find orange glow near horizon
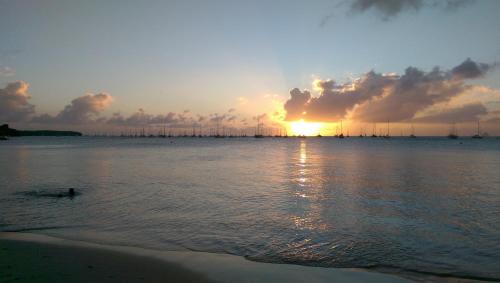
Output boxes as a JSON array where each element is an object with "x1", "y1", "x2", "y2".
[{"x1": 290, "y1": 120, "x2": 323, "y2": 136}]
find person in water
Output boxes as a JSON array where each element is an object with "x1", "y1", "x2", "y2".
[{"x1": 57, "y1": 188, "x2": 76, "y2": 198}]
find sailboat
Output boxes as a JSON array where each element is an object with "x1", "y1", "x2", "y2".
[
  {"x1": 409, "y1": 123, "x2": 416, "y2": 138},
  {"x1": 159, "y1": 126, "x2": 166, "y2": 138},
  {"x1": 191, "y1": 124, "x2": 197, "y2": 137},
  {"x1": 338, "y1": 120, "x2": 344, "y2": 138},
  {"x1": 215, "y1": 120, "x2": 224, "y2": 138},
  {"x1": 383, "y1": 120, "x2": 390, "y2": 138},
  {"x1": 472, "y1": 121, "x2": 483, "y2": 139},
  {"x1": 359, "y1": 126, "x2": 364, "y2": 138},
  {"x1": 254, "y1": 118, "x2": 264, "y2": 138},
  {"x1": 371, "y1": 123, "x2": 377, "y2": 138},
  {"x1": 447, "y1": 123, "x2": 458, "y2": 139}
]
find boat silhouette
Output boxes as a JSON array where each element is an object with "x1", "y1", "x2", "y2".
[
  {"x1": 254, "y1": 117, "x2": 264, "y2": 138},
  {"x1": 472, "y1": 121, "x2": 483, "y2": 139},
  {"x1": 371, "y1": 123, "x2": 377, "y2": 137},
  {"x1": 338, "y1": 120, "x2": 344, "y2": 138},
  {"x1": 383, "y1": 120, "x2": 391, "y2": 138},
  {"x1": 448, "y1": 123, "x2": 459, "y2": 139},
  {"x1": 409, "y1": 123, "x2": 416, "y2": 138}
]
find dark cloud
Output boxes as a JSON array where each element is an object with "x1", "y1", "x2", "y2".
[
  {"x1": 0, "y1": 81, "x2": 35, "y2": 122},
  {"x1": 451, "y1": 58, "x2": 492, "y2": 80},
  {"x1": 352, "y1": 66, "x2": 466, "y2": 122},
  {"x1": 412, "y1": 103, "x2": 487, "y2": 123},
  {"x1": 283, "y1": 58, "x2": 495, "y2": 123},
  {"x1": 284, "y1": 72, "x2": 395, "y2": 122},
  {"x1": 32, "y1": 92, "x2": 113, "y2": 124},
  {"x1": 349, "y1": 0, "x2": 473, "y2": 20},
  {"x1": 351, "y1": 0, "x2": 423, "y2": 19},
  {"x1": 284, "y1": 88, "x2": 311, "y2": 120}
]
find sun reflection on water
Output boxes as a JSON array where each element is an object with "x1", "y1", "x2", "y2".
[
  {"x1": 300, "y1": 140, "x2": 307, "y2": 164},
  {"x1": 289, "y1": 139, "x2": 330, "y2": 233},
  {"x1": 298, "y1": 140, "x2": 308, "y2": 189}
]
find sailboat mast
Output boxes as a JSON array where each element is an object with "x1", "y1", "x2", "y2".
[
  {"x1": 256, "y1": 117, "x2": 260, "y2": 135},
  {"x1": 387, "y1": 120, "x2": 390, "y2": 137}
]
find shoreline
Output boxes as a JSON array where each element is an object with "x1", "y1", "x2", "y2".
[{"x1": 0, "y1": 232, "x2": 412, "y2": 282}]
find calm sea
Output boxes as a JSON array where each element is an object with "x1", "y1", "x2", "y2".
[{"x1": 1, "y1": 137, "x2": 499, "y2": 281}]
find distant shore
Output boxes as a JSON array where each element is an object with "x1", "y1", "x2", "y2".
[
  {"x1": 0, "y1": 124, "x2": 82, "y2": 137},
  {"x1": 0, "y1": 232, "x2": 412, "y2": 283}
]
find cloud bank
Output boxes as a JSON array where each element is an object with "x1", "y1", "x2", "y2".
[
  {"x1": 0, "y1": 81, "x2": 35, "y2": 122},
  {"x1": 104, "y1": 107, "x2": 245, "y2": 131},
  {"x1": 107, "y1": 109, "x2": 186, "y2": 127},
  {"x1": 284, "y1": 58, "x2": 496, "y2": 123},
  {"x1": 32, "y1": 93, "x2": 114, "y2": 124},
  {"x1": 0, "y1": 81, "x2": 250, "y2": 130}
]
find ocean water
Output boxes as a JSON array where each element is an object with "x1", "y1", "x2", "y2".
[{"x1": 1, "y1": 137, "x2": 499, "y2": 281}]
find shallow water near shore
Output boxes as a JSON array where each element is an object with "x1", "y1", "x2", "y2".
[{"x1": 1, "y1": 136, "x2": 499, "y2": 281}]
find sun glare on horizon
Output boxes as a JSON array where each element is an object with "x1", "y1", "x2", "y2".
[{"x1": 290, "y1": 120, "x2": 322, "y2": 136}]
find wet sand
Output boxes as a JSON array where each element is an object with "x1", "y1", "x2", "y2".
[
  {"x1": 0, "y1": 236, "x2": 216, "y2": 282},
  {"x1": 0, "y1": 232, "x2": 412, "y2": 282}
]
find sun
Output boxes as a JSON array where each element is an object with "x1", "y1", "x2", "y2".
[{"x1": 290, "y1": 120, "x2": 322, "y2": 136}]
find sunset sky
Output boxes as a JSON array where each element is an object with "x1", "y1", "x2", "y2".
[{"x1": 1, "y1": 0, "x2": 500, "y2": 135}]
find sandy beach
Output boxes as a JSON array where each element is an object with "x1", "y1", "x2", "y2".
[
  {"x1": 0, "y1": 233, "x2": 216, "y2": 283},
  {"x1": 0, "y1": 232, "x2": 413, "y2": 283}
]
